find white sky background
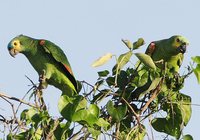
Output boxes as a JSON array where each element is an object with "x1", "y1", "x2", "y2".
[{"x1": 0, "y1": 0, "x2": 199, "y2": 139}]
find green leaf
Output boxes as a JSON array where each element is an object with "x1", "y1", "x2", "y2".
[
  {"x1": 92, "y1": 53, "x2": 113, "y2": 67},
  {"x1": 58, "y1": 95, "x2": 87, "y2": 121},
  {"x1": 106, "y1": 76, "x2": 115, "y2": 86},
  {"x1": 183, "y1": 134, "x2": 193, "y2": 140},
  {"x1": 121, "y1": 38, "x2": 145, "y2": 50},
  {"x1": 95, "y1": 118, "x2": 110, "y2": 130},
  {"x1": 117, "y1": 70, "x2": 128, "y2": 89},
  {"x1": 135, "y1": 53, "x2": 156, "y2": 70},
  {"x1": 176, "y1": 93, "x2": 192, "y2": 126},
  {"x1": 72, "y1": 109, "x2": 88, "y2": 122},
  {"x1": 11, "y1": 132, "x2": 28, "y2": 140},
  {"x1": 193, "y1": 64, "x2": 200, "y2": 84},
  {"x1": 98, "y1": 70, "x2": 109, "y2": 77},
  {"x1": 192, "y1": 56, "x2": 200, "y2": 64},
  {"x1": 106, "y1": 101, "x2": 127, "y2": 122},
  {"x1": 132, "y1": 38, "x2": 145, "y2": 50},
  {"x1": 54, "y1": 122, "x2": 71, "y2": 140},
  {"x1": 88, "y1": 127, "x2": 101, "y2": 138},
  {"x1": 138, "y1": 77, "x2": 161, "y2": 98},
  {"x1": 151, "y1": 117, "x2": 181, "y2": 139},
  {"x1": 72, "y1": 104, "x2": 100, "y2": 126},
  {"x1": 121, "y1": 39, "x2": 133, "y2": 50},
  {"x1": 113, "y1": 51, "x2": 133, "y2": 75},
  {"x1": 117, "y1": 51, "x2": 133, "y2": 69},
  {"x1": 152, "y1": 92, "x2": 192, "y2": 139},
  {"x1": 88, "y1": 104, "x2": 100, "y2": 117},
  {"x1": 119, "y1": 125, "x2": 146, "y2": 140}
]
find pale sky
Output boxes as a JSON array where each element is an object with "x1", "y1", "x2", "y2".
[{"x1": 0, "y1": 1, "x2": 199, "y2": 139}]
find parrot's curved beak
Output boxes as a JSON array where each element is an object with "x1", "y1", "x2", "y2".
[
  {"x1": 178, "y1": 45, "x2": 187, "y2": 54},
  {"x1": 8, "y1": 43, "x2": 18, "y2": 57},
  {"x1": 8, "y1": 48, "x2": 18, "y2": 57}
]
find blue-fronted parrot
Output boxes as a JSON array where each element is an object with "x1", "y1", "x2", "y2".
[
  {"x1": 145, "y1": 35, "x2": 189, "y2": 73},
  {"x1": 132, "y1": 35, "x2": 189, "y2": 99},
  {"x1": 7, "y1": 35, "x2": 77, "y2": 96}
]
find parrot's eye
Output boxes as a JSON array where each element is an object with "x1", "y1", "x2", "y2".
[
  {"x1": 14, "y1": 42, "x2": 17, "y2": 46},
  {"x1": 12, "y1": 40, "x2": 21, "y2": 47},
  {"x1": 176, "y1": 38, "x2": 180, "y2": 43}
]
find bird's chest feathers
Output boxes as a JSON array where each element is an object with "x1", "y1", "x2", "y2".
[{"x1": 26, "y1": 52, "x2": 66, "y2": 87}]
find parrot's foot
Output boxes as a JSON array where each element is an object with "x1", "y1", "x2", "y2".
[{"x1": 39, "y1": 70, "x2": 48, "y2": 89}]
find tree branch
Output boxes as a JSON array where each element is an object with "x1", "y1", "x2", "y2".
[{"x1": 0, "y1": 92, "x2": 36, "y2": 108}]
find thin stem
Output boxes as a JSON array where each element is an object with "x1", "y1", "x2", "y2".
[{"x1": 0, "y1": 92, "x2": 36, "y2": 108}]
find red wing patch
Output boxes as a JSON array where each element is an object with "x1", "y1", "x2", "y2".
[
  {"x1": 63, "y1": 64, "x2": 74, "y2": 75},
  {"x1": 39, "y1": 40, "x2": 46, "y2": 46},
  {"x1": 146, "y1": 42, "x2": 156, "y2": 56}
]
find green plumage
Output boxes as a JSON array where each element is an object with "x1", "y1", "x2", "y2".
[
  {"x1": 132, "y1": 35, "x2": 189, "y2": 99},
  {"x1": 8, "y1": 35, "x2": 77, "y2": 96},
  {"x1": 146, "y1": 35, "x2": 189, "y2": 72}
]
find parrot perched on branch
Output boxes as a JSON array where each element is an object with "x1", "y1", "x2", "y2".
[
  {"x1": 145, "y1": 35, "x2": 189, "y2": 73},
  {"x1": 132, "y1": 35, "x2": 189, "y2": 99},
  {"x1": 7, "y1": 35, "x2": 77, "y2": 96}
]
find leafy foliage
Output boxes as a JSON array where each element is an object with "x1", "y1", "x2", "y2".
[{"x1": 1, "y1": 38, "x2": 198, "y2": 140}]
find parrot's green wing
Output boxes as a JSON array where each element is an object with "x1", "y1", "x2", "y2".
[{"x1": 39, "y1": 40, "x2": 77, "y2": 91}]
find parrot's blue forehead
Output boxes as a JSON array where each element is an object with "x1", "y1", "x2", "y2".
[
  {"x1": 7, "y1": 42, "x2": 12, "y2": 50},
  {"x1": 7, "y1": 34, "x2": 23, "y2": 50}
]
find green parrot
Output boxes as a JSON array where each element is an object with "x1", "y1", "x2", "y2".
[
  {"x1": 8, "y1": 35, "x2": 77, "y2": 96},
  {"x1": 145, "y1": 35, "x2": 189, "y2": 73},
  {"x1": 132, "y1": 35, "x2": 189, "y2": 99}
]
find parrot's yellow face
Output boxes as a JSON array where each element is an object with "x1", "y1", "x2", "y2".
[
  {"x1": 171, "y1": 35, "x2": 189, "y2": 54},
  {"x1": 8, "y1": 35, "x2": 35, "y2": 57},
  {"x1": 8, "y1": 39, "x2": 22, "y2": 57}
]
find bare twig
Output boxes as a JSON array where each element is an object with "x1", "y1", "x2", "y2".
[
  {"x1": 141, "y1": 77, "x2": 164, "y2": 114},
  {"x1": 121, "y1": 97, "x2": 140, "y2": 123},
  {"x1": 0, "y1": 92, "x2": 36, "y2": 108},
  {"x1": 115, "y1": 122, "x2": 120, "y2": 140}
]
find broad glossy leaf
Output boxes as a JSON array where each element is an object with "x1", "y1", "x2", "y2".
[
  {"x1": 106, "y1": 101, "x2": 127, "y2": 122},
  {"x1": 152, "y1": 117, "x2": 181, "y2": 139},
  {"x1": 135, "y1": 53, "x2": 156, "y2": 70},
  {"x1": 72, "y1": 109, "x2": 88, "y2": 122},
  {"x1": 58, "y1": 95, "x2": 86, "y2": 121},
  {"x1": 152, "y1": 92, "x2": 192, "y2": 139},
  {"x1": 88, "y1": 104, "x2": 100, "y2": 117},
  {"x1": 72, "y1": 104, "x2": 100, "y2": 126},
  {"x1": 113, "y1": 51, "x2": 133, "y2": 74},
  {"x1": 117, "y1": 51, "x2": 133, "y2": 69}
]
